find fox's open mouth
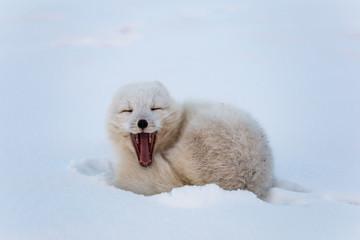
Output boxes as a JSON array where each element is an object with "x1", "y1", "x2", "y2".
[{"x1": 130, "y1": 132, "x2": 157, "y2": 167}]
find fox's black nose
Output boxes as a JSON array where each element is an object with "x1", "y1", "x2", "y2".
[{"x1": 137, "y1": 119, "x2": 148, "y2": 129}]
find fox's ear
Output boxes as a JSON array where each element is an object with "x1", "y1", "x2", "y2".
[{"x1": 153, "y1": 81, "x2": 165, "y2": 88}]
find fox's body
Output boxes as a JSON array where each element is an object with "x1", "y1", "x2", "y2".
[{"x1": 107, "y1": 82, "x2": 273, "y2": 199}]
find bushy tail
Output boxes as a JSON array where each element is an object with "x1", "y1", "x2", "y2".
[{"x1": 272, "y1": 178, "x2": 310, "y2": 193}]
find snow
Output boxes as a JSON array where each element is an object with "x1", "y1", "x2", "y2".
[{"x1": 1, "y1": 0, "x2": 360, "y2": 239}]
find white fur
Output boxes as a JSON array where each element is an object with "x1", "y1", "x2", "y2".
[{"x1": 107, "y1": 82, "x2": 273, "y2": 199}]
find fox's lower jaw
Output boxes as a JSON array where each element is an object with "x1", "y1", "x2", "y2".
[{"x1": 130, "y1": 132, "x2": 157, "y2": 167}]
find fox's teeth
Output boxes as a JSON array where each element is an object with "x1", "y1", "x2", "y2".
[
  {"x1": 136, "y1": 134, "x2": 139, "y2": 144},
  {"x1": 149, "y1": 136, "x2": 152, "y2": 143}
]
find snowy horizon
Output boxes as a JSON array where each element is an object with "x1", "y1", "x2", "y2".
[{"x1": 1, "y1": 0, "x2": 359, "y2": 239}]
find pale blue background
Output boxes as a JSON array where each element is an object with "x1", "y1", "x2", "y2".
[{"x1": 1, "y1": 1, "x2": 359, "y2": 239}]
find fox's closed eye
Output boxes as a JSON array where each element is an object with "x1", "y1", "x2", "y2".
[
  {"x1": 120, "y1": 109, "x2": 133, "y2": 113},
  {"x1": 151, "y1": 107, "x2": 162, "y2": 111}
]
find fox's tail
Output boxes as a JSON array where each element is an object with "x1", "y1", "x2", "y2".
[{"x1": 272, "y1": 178, "x2": 310, "y2": 193}]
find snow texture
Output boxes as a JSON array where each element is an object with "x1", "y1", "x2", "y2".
[{"x1": 1, "y1": 0, "x2": 359, "y2": 239}]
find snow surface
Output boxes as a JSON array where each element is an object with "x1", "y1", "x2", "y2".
[{"x1": 1, "y1": 0, "x2": 360, "y2": 239}]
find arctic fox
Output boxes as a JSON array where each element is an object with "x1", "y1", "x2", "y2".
[{"x1": 107, "y1": 81, "x2": 273, "y2": 199}]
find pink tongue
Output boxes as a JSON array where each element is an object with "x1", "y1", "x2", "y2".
[{"x1": 139, "y1": 133, "x2": 150, "y2": 165}]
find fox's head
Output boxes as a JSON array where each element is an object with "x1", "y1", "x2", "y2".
[{"x1": 107, "y1": 81, "x2": 182, "y2": 167}]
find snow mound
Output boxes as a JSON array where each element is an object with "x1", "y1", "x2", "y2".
[
  {"x1": 70, "y1": 157, "x2": 115, "y2": 183},
  {"x1": 72, "y1": 158, "x2": 320, "y2": 209},
  {"x1": 323, "y1": 193, "x2": 360, "y2": 207},
  {"x1": 151, "y1": 184, "x2": 258, "y2": 209}
]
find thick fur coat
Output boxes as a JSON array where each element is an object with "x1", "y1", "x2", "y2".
[{"x1": 107, "y1": 82, "x2": 273, "y2": 199}]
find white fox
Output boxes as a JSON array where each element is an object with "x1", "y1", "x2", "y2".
[{"x1": 107, "y1": 81, "x2": 273, "y2": 199}]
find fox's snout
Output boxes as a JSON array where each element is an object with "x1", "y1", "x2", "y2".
[
  {"x1": 128, "y1": 114, "x2": 158, "y2": 134},
  {"x1": 137, "y1": 119, "x2": 148, "y2": 129}
]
